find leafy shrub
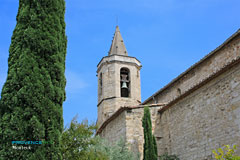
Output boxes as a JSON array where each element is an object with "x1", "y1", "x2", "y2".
[
  {"x1": 212, "y1": 145, "x2": 240, "y2": 160},
  {"x1": 61, "y1": 116, "x2": 139, "y2": 160},
  {"x1": 90, "y1": 137, "x2": 139, "y2": 160},
  {"x1": 61, "y1": 116, "x2": 98, "y2": 160},
  {"x1": 159, "y1": 153, "x2": 180, "y2": 160}
]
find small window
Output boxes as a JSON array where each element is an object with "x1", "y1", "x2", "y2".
[
  {"x1": 177, "y1": 88, "x2": 181, "y2": 95},
  {"x1": 120, "y1": 68, "x2": 130, "y2": 97},
  {"x1": 99, "y1": 73, "x2": 103, "y2": 95}
]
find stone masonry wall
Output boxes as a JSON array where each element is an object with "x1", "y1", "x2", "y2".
[
  {"x1": 99, "y1": 106, "x2": 161, "y2": 160},
  {"x1": 97, "y1": 55, "x2": 141, "y2": 126},
  {"x1": 99, "y1": 110, "x2": 127, "y2": 144},
  {"x1": 97, "y1": 97, "x2": 141, "y2": 126},
  {"x1": 154, "y1": 61, "x2": 240, "y2": 160},
  {"x1": 125, "y1": 106, "x2": 161, "y2": 160}
]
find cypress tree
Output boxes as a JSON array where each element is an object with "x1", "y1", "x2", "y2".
[
  {"x1": 142, "y1": 106, "x2": 158, "y2": 160},
  {"x1": 153, "y1": 135, "x2": 158, "y2": 158},
  {"x1": 0, "y1": 0, "x2": 67, "y2": 159}
]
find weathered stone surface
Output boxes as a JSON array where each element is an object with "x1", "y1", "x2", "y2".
[
  {"x1": 99, "y1": 110, "x2": 127, "y2": 143},
  {"x1": 154, "y1": 61, "x2": 240, "y2": 159},
  {"x1": 125, "y1": 106, "x2": 161, "y2": 160},
  {"x1": 99, "y1": 106, "x2": 161, "y2": 160},
  {"x1": 97, "y1": 55, "x2": 141, "y2": 126}
]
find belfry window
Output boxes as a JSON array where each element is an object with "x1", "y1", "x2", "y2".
[
  {"x1": 120, "y1": 68, "x2": 130, "y2": 97},
  {"x1": 99, "y1": 73, "x2": 103, "y2": 95}
]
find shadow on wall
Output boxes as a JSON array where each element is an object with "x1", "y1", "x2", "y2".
[{"x1": 153, "y1": 111, "x2": 171, "y2": 157}]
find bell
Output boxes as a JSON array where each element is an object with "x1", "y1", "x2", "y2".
[{"x1": 121, "y1": 82, "x2": 128, "y2": 89}]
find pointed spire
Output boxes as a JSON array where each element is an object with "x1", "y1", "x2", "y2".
[{"x1": 108, "y1": 26, "x2": 128, "y2": 56}]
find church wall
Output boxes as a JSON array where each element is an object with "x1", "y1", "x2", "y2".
[
  {"x1": 97, "y1": 63, "x2": 117, "y2": 126},
  {"x1": 145, "y1": 34, "x2": 240, "y2": 106},
  {"x1": 98, "y1": 63, "x2": 117, "y2": 102},
  {"x1": 98, "y1": 105, "x2": 161, "y2": 160},
  {"x1": 98, "y1": 97, "x2": 141, "y2": 126},
  {"x1": 125, "y1": 106, "x2": 161, "y2": 160},
  {"x1": 154, "y1": 61, "x2": 240, "y2": 160},
  {"x1": 99, "y1": 110, "x2": 127, "y2": 144},
  {"x1": 97, "y1": 98, "x2": 117, "y2": 126}
]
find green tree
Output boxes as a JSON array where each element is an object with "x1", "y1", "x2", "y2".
[
  {"x1": 60, "y1": 116, "x2": 137, "y2": 160},
  {"x1": 0, "y1": 0, "x2": 67, "y2": 159},
  {"x1": 142, "y1": 106, "x2": 158, "y2": 160},
  {"x1": 60, "y1": 116, "x2": 103, "y2": 160},
  {"x1": 153, "y1": 135, "x2": 158, "y2": 157},
  {"x1": 93, "y1": 138, "x2": 139, "y2": 160}
]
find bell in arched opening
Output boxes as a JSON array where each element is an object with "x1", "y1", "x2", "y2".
[{"x1": 120, "y1": 68, "x2": 130, "y2": 97}]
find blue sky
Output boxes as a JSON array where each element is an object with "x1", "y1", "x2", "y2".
[{"x1": 0, "y1": 0, "x2": 240, "y2": 126}]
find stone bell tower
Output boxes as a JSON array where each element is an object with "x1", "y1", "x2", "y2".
[{"x1": 97, "y1": 26, "x2": 142, "y2": 126}]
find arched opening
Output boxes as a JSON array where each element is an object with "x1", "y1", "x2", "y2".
[{"x1": 120, "y1": 68, "x2": 130, "y2": 97}]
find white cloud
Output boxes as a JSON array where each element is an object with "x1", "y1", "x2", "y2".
[{"x1": 65, "y1": 70, "x2": 88, "y2": 94}]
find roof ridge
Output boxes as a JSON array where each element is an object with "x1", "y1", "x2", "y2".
[{"x1": 143, "y1": 28, "x2": 240, "y2": 104}]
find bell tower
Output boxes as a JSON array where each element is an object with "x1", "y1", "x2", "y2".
[{"x1": 97, "y1": 26, "x2": 142, "y2": 126}]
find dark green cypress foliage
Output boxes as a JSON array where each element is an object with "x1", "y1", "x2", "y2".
[
  {"x1": 0, "y1": 0, "x2": 67, "y2": 159},
  {"x1": 142, "y1": 106, "x2": 158, "y2": 160},
  {"x1": 153, "y1": 135, "x2": 158, "y2": 158}
]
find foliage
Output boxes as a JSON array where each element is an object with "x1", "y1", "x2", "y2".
[
  {"x1": 0, "y1": 0, "x2": 67, "y2": 159},
  {"x1": 159, "y1": 153, "x2": 180, "y2": 160},
  {"x1": 142, "y1": 106, "x2": 158, "y2": 160},
  {"x1": 212, "y1": 145, "x2": 240, "y2": 160},
  {"x1": 90, "y1": 137, "x2": 139, "y2": 160},
  {"x1": 61, "y1": 116, "x2": 99, "y2": 160},
  {"x1": 153, "y1": 135, "x2": 158, "y2": 157},
  {"x1": 61, "y1": 116, "x2": 138, "y2": 160}
]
